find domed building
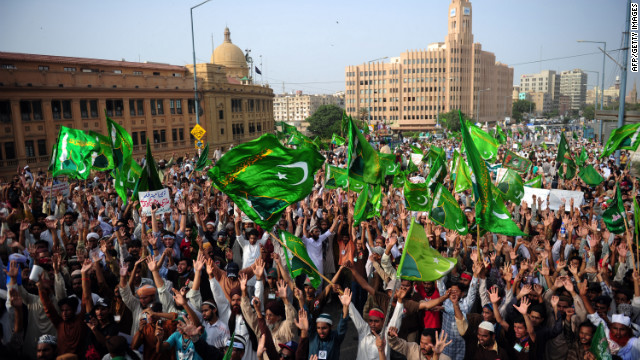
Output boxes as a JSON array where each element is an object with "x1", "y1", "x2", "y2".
[{"x1": 212, "y1": 27, "x2": 249, "y2": 82}]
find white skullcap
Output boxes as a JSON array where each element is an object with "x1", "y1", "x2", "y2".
[
  {"x1": 87, "y1": 232, "x2": 100, "y2": 241},
  {"x1": 478, "y1": 321, "x2": 495, "y2": 333},
  {"x1": 611, "y1": 314, "x2": 631, "y2": 327}
]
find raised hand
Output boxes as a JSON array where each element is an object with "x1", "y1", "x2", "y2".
[
  {"x1": 513, "y1": 296, "x2": 531, "y2": 315},
  {"x1": 276, "y1": 279, "x2": 288, "y2": 299},
  {"x1": 3, "y1": 260, "x2": 19, "y2": 279},
  {"x1": 193, "y1": 252, "x2": 205, "y2": 272},
  {"x1": 146, "y1": 255, "x2": 158, "y2": 272},
  {"x1": 254, "y1": 258, "x2": 265, "y2": 278},
  {"x1": 374, "y1": 330, "x2": 386, "y2": 351},
  {"x1": 239, "y1": 273, "x2": 248, "y2": 293},
  {"x1": 205, "y1": 259, "x2": 216, "y2": 278},
  {"x1": 171, "y1": 287, "x2": 187, "y2": 307},
  {"x1": 388, "y1": 326, "x2": 399, "y2": 338},
  {"x1": 295, "y1": 308, "x2": 309, "y2": 332},
  {"x1": 340, "y1": 287, "x2": 352, "y2": 307},
  {"x1": 488, "y1": 286, "x2": 501, "y2": 304},
  {"x1": 563, "y1": 278, "x2": 575, "y2": 293},
  {"x1": 434, "y1": 331, "x2": 453, "y2": 355},
  {"x1": 81, "y1": 258, "x2": 93, "y2": 274},
  {"x1": 119, "y1": 263, "x2": 128, "y2": 277},
  {"x1": 550, "y1": 295, "x2": 559, "y2": 309}
]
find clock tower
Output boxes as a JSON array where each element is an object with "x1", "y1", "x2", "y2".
[{"x1": 445, "y1": 0, "x2": 473, "y2": 45}]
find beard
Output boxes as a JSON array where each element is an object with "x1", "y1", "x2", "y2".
[
  {"x1": 267, "y1": 322, "x2": 276, "y2": 331},
  {"x1": 231, "y1": 305, "x2": 242, "y2": 315}
]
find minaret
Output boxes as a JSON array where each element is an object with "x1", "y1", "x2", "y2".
[{"x1": 445, "y1": 0, "x2": 474, "y2": 45}]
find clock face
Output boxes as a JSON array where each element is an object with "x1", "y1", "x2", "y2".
[
  {"x1": 450, "y1": 8, "x2": 456, "y2": 17},
  {"x1": 463, "y1": 7, "x2": 470, "y2": 15}
]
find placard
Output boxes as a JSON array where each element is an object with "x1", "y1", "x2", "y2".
[
  {"x1": 521, "y1": 186, "x2": 583, "y2": 211},
  {"x1": 139, "y1": 188, "x2": 171, "y2": 216},
  {"x1": 42, "y1": 182, "x2": 70, "y2": 199}
]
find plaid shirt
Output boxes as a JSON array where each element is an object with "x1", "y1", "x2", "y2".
[{"x1": 437, "y1": 277, "x2": 478, "y2": 360}]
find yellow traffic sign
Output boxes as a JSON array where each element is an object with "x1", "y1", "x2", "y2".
[
  {"x1": 195, "y1": 140, "x2": 204, "y2": 150},
  {"x1": 191, "y1": 124, "x2": 206, "y2": 140}
]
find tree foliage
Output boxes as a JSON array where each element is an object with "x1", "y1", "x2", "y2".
[
  {"x1": 582, "y1": 104, "x2": 595, "y2": 120},
  {"x1": 306, "y1": 105, "x2": 344, "y2": 139},
  {"x1": 438, "y1": 110, "x2": 472, "y2": 132},
  {"x1": 512, "y1": 100, "x2": 535, "y2": 123}
]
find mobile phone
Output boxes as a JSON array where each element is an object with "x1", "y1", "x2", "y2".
[{"x1": 157, "y1": 319, "x2": 163, "y2": 326}]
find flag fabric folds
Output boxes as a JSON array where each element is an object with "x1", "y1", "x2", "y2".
[
  {"x1": 502, "y1": 149, "x2": 532, "y2": 174},
  {"x1": 397, "y1": 219, "x2": 457, "y2": 282},
  {"x1": 494, "y1": 124, "x2": 507, "y2": 144},
  {"x1": 352, "y1": 184, "x2": 372, "y2": 226},
  {"x1": 208, "y1": 133, "x2": 324, "y2": 229},
  {"x1": 51, "y1": 126, "x2": 100, "y2": 180},
  {"x1": 602, "y1": 184, "x2": 626, "y2": 234},
  {"x1": 589, "y1": 323, "x2": 613, "y2": 360},
  {"x1": 346, "y1": 114, "x2": 384, "y2": 185},
  {"x1": 466, "y1": 121, "x2": 499, "y2": 161},
  {"x1": 454, "y1": 156, "x2": 473, "y2": 193},
  {"x1": 379, "y1": 152, "x2": 399, "y2": 176},
  {"x1": 578, "y1": 165, "x2": 604, "y2": 186},
  {"x1": 107, "y1": 115, "x2": 134, "y2": 201},
  {"x1": 87, "y1": 131, "x2": 115, "y2": 171},
  {"x1": 495, "y1": 168, "x2": 525, "y2": 204},
  {"x1": 194, "y1": 143, "x2": 211, "y2": 172},
  {"x1": 393, "y1": 171, "x2": 407, "y2": 188},
  {"x1": 556, "y1": 133, "x2": 576, "y2": 179},
  {"x1": 404, "y1": 181, "x2": 430, "y2": 211},
  {"x1": 278, "y1": 121, "x2": 298, "y2": 135},
  {"x1": 428, "y1": 184, "x2": 468, "y2": 235},
  {"x1": 576, "y1": 148, "x2": 588, "y2": 167},
  {"x1": 278, "y1": 230, "x2": 322, "y2": 290},
  {"x1": 324, "y1": 165, "x2": 348, "y2": 189},
  {"x1": 133, "y1": 139, "x2": 163, "y2": 200},
  {"x1": 426, "y1": 155, "x2": 447, "y2": 192},
  {"x1": 601, "y1": 123, "x2": 640, "y2": 158},
  {"x1": 525, "y1": 175, "x2": 543, "y2": 188},
  {"x1": 331, "y1": 133, "x2": 345, "y2": 146},
  {"x1": 348, "y1": 176, "x2": 367, "y2": 193}
]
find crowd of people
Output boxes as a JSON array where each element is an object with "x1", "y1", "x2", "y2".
[{"x1": 0, "y1": 126, "x2": 639, "y2": 360}]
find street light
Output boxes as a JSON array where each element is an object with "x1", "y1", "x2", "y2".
[
  {"x1": 191, "y1": 0, "x2": 212, "y2": 126},
  {"x1": 577, "y1": 40, "x2": 606, "y2": 143},
  {"x1": 366, "y1": 56, "x2": 388, "y2": 127},
  {"x1": 476, "y1": 88, "x2": 490, "y2": 124}
]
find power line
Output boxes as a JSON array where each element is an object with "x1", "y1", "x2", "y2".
[{"x1": 510, "y1": 49, "x2": 622, "y2": 66}]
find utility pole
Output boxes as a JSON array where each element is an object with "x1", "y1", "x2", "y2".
[{"x1": 615, "y1": 0, "x2": 631, "y2": 165}]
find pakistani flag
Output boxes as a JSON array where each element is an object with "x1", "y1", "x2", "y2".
[
  {"x1": 460, "y1": 112, "x2": 524, "y2": 236},
  {"x1": 393, "y1": 171, "x2": 407, "y2": 188},
  {"x1": 346, "y1": 114, "x2": 384, "y2": 185},
  {"x1": 426, "y1": 155, "x2": 447, "y2": 192},
  {"x1": 578, "y1": 165, "x2": 604, "y2": 186},
  {"x1": 502, "y1": 149, "x2": 532, "y2": 174},
  {"x1": 429, "y1": 184, "x2": 468, "y2": 235},
  {"x1": 495, "y1": 168, "x2": 525, "y2": 204},
  {"x1": 353, "y1": 184, "x2": 373, "y2": 226},
  {"x1": 380, "y1": 152, "x2": 399, "y2": 176},
  {"x1": 589, "y1": 323, "x2": 612, "y2": 360},
  {"x1": 454, "y1": 156, "x2": 473, "y2": 193},
  {"x1": 279, "y1": 230, "x2": 322, "y2": 289},
  {"x1": 48, "y1": 143, "x2": 58, "y2": 173},
  {"x1": 348, "y1": 176, "x2": 367, "y2": 193},
  {"x1": 449, "y1": 150, "x2": 460, "y2": 176},
  {"x1": 556, "y1": 133, "x2": 576, "y2": 179},
  {"x1": 87, "y1": 131, "x2": 115, "y2": 171},
  {"x1": 397, "y1": 219, "x2": 457, "y2": 281},
  {"x1": 409, "y1": 145, "x2": 423, "y2": 155},
  {"x1": 222, "y1": 331, "x2": 235, "y2": 360},
  {"x1": 51, "y1": 126, "x2": 100, "y2": 180},
  {"x1": 404, "y1": 181, "x2": 430, "y2": 211},
  {"x1": 107, "y1": 115, "x2": 134, "y2": 201},
  {"x1": 602, "y1": 184, "x2": 626, "y2": 234},
  {"x1": 525, "y1": 175, "x2": 543, "y2": 188},
  {"x1": 133, "y1": 139, "x2": 163, "y2": 200},
  {"x1": 324, "y1": 165, "x2": 348, "y2": 189},
  {"x1": 467, "y1": 121, "x2": 499, "y2": 161},
  {"x1": 601, "y1": 123, "x2": 640, "y2": 158},
  {"x1": 541, "y1": 142, "x2": 548, "y2": 150},
  {"x1": 425, "y1": 146, "x2": 445, "y2": 167},
  {"x1": 194, "y1": 143, "x2": 211, "y2": 172},
  {"x1": 576, "y1": 148, "x2": 588, "y2": 167},
  {"x1": 279, "y1": 121, "x2": 298, "y2": 135},
  {"x1": 331, "y1": 133, "x2": 345, "y2": 146},
  {"x1": 288, "y1": 131, "x2": 317, "y2": 149},
  {"x1": 495, "y1": 124, "x2": 507, "y2": 144},
  {"x1": 208, "y1": 133, "x2": 325, "y2": 229}
]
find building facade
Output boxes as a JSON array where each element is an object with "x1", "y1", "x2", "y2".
[
  {"x1": 0, "y1": 30, "x2": 274, "y2": 181},
  {"x1": 345, "y1": 0, "x2": 513, "y2": 131},
  {"x1": 519, "y1": 70, "x2": 559, "y2": 113},
  {"x1": 273, "y1": 91, "x2": 345, "y2": 134},
  {"x1": 559, "y1": 69, "x2": 587, "y2": 111}
]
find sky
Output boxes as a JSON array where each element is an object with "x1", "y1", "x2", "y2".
[{"x1": 1, "y1": 0, "x2": 637, "y2": 96}]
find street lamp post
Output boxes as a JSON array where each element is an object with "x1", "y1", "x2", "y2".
[
  {"x1": 476, "y1": 88, "x2": 490, "y2": 124},
  {"x1": 366, "y1": 57, "x2": 388, "y2": 127},
  {"x1": 583, "y1": 70, "x2": 599, "y2": 138},
  {"x1": 577, "y1": 40, "x2": 606, "y2": 143},
  {"x1": 191, "y1": 0, "x2": 212, "y2": 126}
]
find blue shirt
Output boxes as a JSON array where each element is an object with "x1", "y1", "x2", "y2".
[
  {"x1": 308, "y1": 314, "x2": 349, "y2": 360},
  {"x1": 166, "y1": 331, "x2": 203, "y2": 360}
]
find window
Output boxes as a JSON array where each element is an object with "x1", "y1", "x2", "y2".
[
  {"x1": 0, "y1": 101, "x2": 10, "y2": 123},
  {"x1": 4, "y1": 142, "x2": 15, "y2": 159},
  {"x1": 172, "y1": 129, "x2": 177, "y2": 141},
  {"x1": 133, "y1": 71, "x2": 143, "y2": 75},
  {"x1": 231, "y1": 99, "x2": 242, "y2": 113},
  {"x1": 37, "y1": 139, "x2": 47, "y2": 156},
  {"x1": 188, "y1": 100, "x2": 195, "y2": 114},
  {"x1": 175, "y1": 99, "x2": 182, "y2": 114},
  {"x1": 64, "y1": 67, "x2": 76, "y2": 72},
  {"x1": 62, "y1": 100, "x2": 72, "y2": 119},
  {"x1": 140, "y1": 131, "x2": 146, "y2": 145},
  {"x1": 178, "y1": 128, "x2": 184, "y2": 141},
  {"x1": 156, "y1": 99, "x2": 164, "y2": 115},
  {"x1": 106, "y1": 99, "x2": 123, "y2": 117},
  {"x1": 129, "y1": 100, "x2": 136, "y2": 116},
  {"x1": 20, "y1": 101, "x2": 31, "y2": 121},
  {"x1": 219, "y1": 110, "x2": 224, "y2": 120},
  {"x1": 25, "y1": 140, "x2": 35, "y2": 157},
  {"x1": 132, "y1": 132, "x2": 139, "y2": 146},
  {"x1": 80, "y1": 100, "x2": 89, "y2": 118},
  {"x1": 170, "y1": 100, "x2": 175, "y2": 114},
  {"x1": 153, "y1": 72, "x2": 160, "y2": 76},
  {"x1": 137, "y1": 99, "x2": 144, "y2": 115},
  {"x1": 113, "y1": 70, "x2": 122, "y2": 74},
  {"x1": 38, "y1": 65, "x2": 49, "y2": 71},
  {"x1": 153, "y1": 130, "x2": 160, "y2": 143},
  {"x1": 248, "y1": 99, "x2": 255, "y2": 112},
  {"x1": 150, "y1": 100, "x2": 156, "y2": 115},
  {"x1": 90, "y1": 100, "x2": 98, "y2": 118},
  {"x1": 51, "y1": 100, "x2": 61, "y2": 119},
  {"x1": 160, "y1": 130, "x2": 166, "y2": 143}
]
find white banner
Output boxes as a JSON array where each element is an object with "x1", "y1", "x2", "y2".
[
  {"x1": 521, "y1": 186, "x2": 583, "y2": 211},
  {"x1": 139, "y1": 188, "x2": 172, "y2": 216},
  {"x1": 42, "y1": 182, "x2": 70, "y2": 199},
  {"x1": 411, "y1": 153, "x2": 423, "y2": 166}
]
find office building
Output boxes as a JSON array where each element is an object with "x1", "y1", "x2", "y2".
[
  {"x1": 559, "y1": 69, "x2": 587, "y2": 111},
  {"x1": 273, "y1": 91, "x2": 344, "y2": 134},
  {"x1": 344, "y1": 0, "x2": 513, "y2": 131}
]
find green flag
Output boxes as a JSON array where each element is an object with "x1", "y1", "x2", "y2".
[
  {"x1": 525, "y1": 175, "x2": 543, "y2": 188},
  {"x1": 407, "y1": 159, "x2": 419, "y2": 174},
  {"x1": 573, "y1": 132, "x2": 579, "y2": 140},
  {"x1": 602, "y1": 184, "x2": 626, "y2": 234},
  {"x1": 541, "y1": 142, "x2": 548, "y2": 150},
  {"x1": 578, "y1": 165, "x2": 604, "y2": 186},
  {"x1": 346, "y1": 114, "x2": 384, "y2": 184},
  {"x1": 369, "y1": 184, "x2": 383, "y2": 217},
  {"x1": 222, "y1": 331, "x2": 235, "y2": 360},
  {"x1": 466, "y1": 121, "x2": 499, "y2": 161},
  {"x1": 404, "y1": 181, "x2": 430, "y2": 211},
  {"x1": 507, "y1": 129, "x2": 513, "y2": 138},
  {"x1": 48, "y1": 142, "x2": 58, "y2": 173},
  {"x1": 194, "y1": 143, "x2": 211, "y2": 172},
  {"x1": 107, "y1": 115, "x2": 134, "y2": 201},
  {"x1": 426, "y1": 155, "x2": 447, "y2": 192},
  {"x1": 576, "y1": 148, "x2": 589, "y2": 167},
  {"x1": 393, "y1": 171, "x2": 407, "y2": 188},
  {"x1": 601, "y1": 123, "x2": 640, "y2": 158},
  {"x1": 409, "y1": 145, "x2": 423, "y2": 155},
  {"x1": 87, "y1": 131, "x2": 115, "y2": 171},
  {"x1": 428, "y1": 184, "x2": 468, "y2": 235},
  {"x1": 331, "y1": 133, "x2": 345, "y2": 146},
  {"x1": 51, "y1": 126, "x2": 100, "y2": 180},
  {"x1": 425, "y1": 146, "x2": 445, "y2": 167},
  {"x1": 324, "y1": 165, "x2": 348, "y2": 190},
  {"x1": 279, "y1": 230, "x2": 322, "y2": 289},
  {"x1": 449, "y1": 150, "x2": 460, "y2": 176},
  {"x1": 495, "y1": 124, "x2": 507, "y2": 144},
  {"x1": 397, "y1": 219, "x2": 457, "y2": 281},
  {"x1": 288, "y1": 131, "x2": 318, "y2": 149},
  {"x1": 133, "y1": 139, "x2": 163, "y2": 200},
  {"x1": 502, "y1": 149, "x2": 532, "y2": 174},
  {"x1": 460, "y1": 112, "x2": 524, "y2": 236},
  {"x1": 495, "y1": 169, "x2": 525, "y2": 204},
  {"x1": 589, "y1": 323, "x2": 612, "y2": 360},
  {"x1": 348, "y1": 176, "x2": 366, "y2": 193},
  {"x1": 454, "y1": 156, "x2": 473, "y2": 193},
  {"x1": 208, "y1": 133, "x2": 325, "y2": 229},
  {"x1": 379, "y1": 152, "x2": 399, "y2": 176},
  {"x1": 353, "y1": 184, "x2": 373, "y2": 226},
  {"x1": 556, "y1": 133, "x2": 576, "y2": 179},
  {"x1": 279, "y1": 121, "x2": 298, "y2": 135}
]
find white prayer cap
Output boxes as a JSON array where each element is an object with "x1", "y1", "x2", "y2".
[
  {"x1": 611, "y1": 314, "x2": 631, "y2": 327},
  {"x1": 478, "y1": 321, "x2": 495, "y2": 333},
  {"x1": 87, "y1": 232, "x2": 100, "y2": 241}
]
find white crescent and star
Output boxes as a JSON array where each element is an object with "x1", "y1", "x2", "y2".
[
  {"x1": 388, "y1": 163, "x2": 398, "y2": 173},
  {"x1": 492, "y1": 210, "x2": 510, "y2": 220},
  {"x1": 353, "y1": 183, "x2": 364, "y2": 190},
  {"x1": 417, "y1": 195, "x2": 429, "y2": 206},
  {"x1": 276, "y1": 161, "x2": 308, "y2": 185}
]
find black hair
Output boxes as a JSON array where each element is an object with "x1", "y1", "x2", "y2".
[
  {"x1": 179, "y1": 257, "x2": 193, "y2": 267},
  {"x1": 529, "y1": 303, "x2": 547, "y2": 319},
  {"x1": 421, "y1": 328, "x2": 436, "y2": 343},
  {"x1": 578, "y1": 320, "x2": 596, "y2": 333},
  {"x1": 150, "y1": 302, "x2": 163, "y2": 313}
]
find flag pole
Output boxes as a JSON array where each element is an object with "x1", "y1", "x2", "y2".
[
  {"x1": 268, "y1": 231, "x2": 337, "y2": 288},
  {"x1": 619, "y1": 183, "x2": 637, "y2": 272},
  {"x1": 382, "y1": 274, "x2": 400, "y2": 331}
]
